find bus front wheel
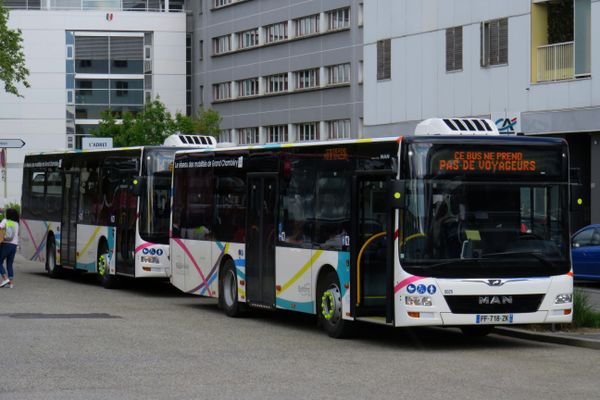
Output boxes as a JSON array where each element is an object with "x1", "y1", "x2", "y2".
[
  {"x1": 97, "y1": 244, "x2": 117, "y2": 289},
  {"x1": 219, "y1": 259, "x2": 245, "y2": 317},
  {"x1": 317, "y1": 271, "x2": 352, "y2": 338}
]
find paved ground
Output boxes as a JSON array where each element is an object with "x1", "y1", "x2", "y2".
[{"x1": 1, "y1": 256, "x2": 599, "y2": 400}]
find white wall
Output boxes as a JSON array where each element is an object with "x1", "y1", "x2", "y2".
[
  {"x1": 0, "y1": 10, "x2": 186, "y2": 205},
  {"x1": 364, "y1": 0, "x2": 599, "y2": 133}
]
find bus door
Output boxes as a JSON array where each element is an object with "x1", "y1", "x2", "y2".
[
  {"x1": 353, "y1": 173, "x2": 394, "y2": 320},
  {"x1": 60, "y1": 171, "x2": 80, "y2": 267},
  {"x1": 245, "y1": 173, "x2": 277, "y2": 308}
]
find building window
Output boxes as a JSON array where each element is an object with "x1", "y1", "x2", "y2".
[
  {"x1": 377, "y1": 39, "x2": 391, "y2": 80},
  {"x1": 295, "y1": 68, "x2": 320, "y2": 89},
  {"x1": 213, "y1": 81, "x2": 231, "y2": 101},
  {"x1": 238, "y1": 28, "x2": 259, "y2": 49},
  {"x1": 199, "y1": 85, "x2": 204, "y2": 106},
  {"x1": 265, "y1": 22, "x2": 288, "y2": 44},
  {"x1": 327, "y1": 119, "x2": 351, "y2": 140},
  {"x1": 327, "y1": 8, "x2": 350, "y2": 31},
  {"x1": 358, "y1": 60, "x2": 364, "y2": 84},
  {"x1": 294, "y1": 14, "x2": 320, "y2": 37},
  {"x1": 213, "y1": 34, "x2": 231, "y2": 55},
  {"x1": 446, "y1": 26, "x2": 463, "y2": 72},
  {"x1": 199, "y1": 40, "x2": 204, "y2": 60},
  {"x1": 358, "y1": 3, "x2": 364, "y2": 27},
  {"x1": 267, "y1": 125, "x2": 288, "y2": 143},
  {"x1": 297, "y1": 122, "x2": 320, "y2": 142},
  {"x1": 265, "y1": 73, "x2": 288, "y2": 94},
  {"x1": 327, "y1": 63, "x2": 350, "y2": 85},
  {"x1": 481, "y1": 18, "x2": 508, "y2": 67},
  {"x1": 214, "y1": 0, "x2": 232, "y2": 7},
  {"x1": 238, "y1": 127, "x2": 259, "y2": 145},
  {"x1": 238, "y1": 78, "x2": 259, "y2": 97},
  {"x1": 220, "y1": 129, "x2": 232, "y2": 143}
]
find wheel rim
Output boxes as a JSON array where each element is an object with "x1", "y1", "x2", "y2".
[
  {"x1": 223, "y1": 269, "x2": 237, "y2": 307},
  {"x1": 98, "y1": 254, "x2": 107, "y2": 277},
  {"x1": 321, "y1": 284, "x2": 342, "y2": 325}
]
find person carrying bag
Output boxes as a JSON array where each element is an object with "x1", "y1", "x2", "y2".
[{"x1": 0, "y1": 208, "x2": 20, "y2": 288}]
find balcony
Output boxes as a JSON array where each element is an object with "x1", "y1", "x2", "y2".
[{"x1": 537, "y1": 41, "x2": 574, "y2": 82}]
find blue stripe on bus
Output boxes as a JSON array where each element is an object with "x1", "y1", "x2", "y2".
[
  {"x1": 76, "y1": 262, "x2": 96, "y2": 273},
  {"x1": 337, "y1": 252, "x2": 351, "y2": 297},
  {"x1": 234, "y1": 259, "x2": 245, "y2": 267},
  {"x1": 276, "y1": 298, "x2": 314, "y2": 314}
]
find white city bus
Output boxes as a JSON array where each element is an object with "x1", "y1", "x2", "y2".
[
  {"x1": 170, "y1": 119, "x2": 573, "y2": 337},
  {"x1": 20, "y1": 135, "x2": 215, "y2": 288}
]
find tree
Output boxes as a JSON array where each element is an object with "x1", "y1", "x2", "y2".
[
  {"x1": 0, "y1": 0, "x2": 30, "y2": 97},
  {"x1": 194, "y1": 107, "x2": 222, "y2": 137},
  {"x1": 93, "y1": 98, "x2": 195, "y2": 147}
]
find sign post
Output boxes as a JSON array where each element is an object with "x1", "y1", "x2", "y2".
[{"x1": 0, "y1": 139, "x2": 26, "y2": 204}]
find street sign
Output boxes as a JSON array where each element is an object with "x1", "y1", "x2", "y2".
[
  {"x1": 0, "y1": 139, "x2": 25, "y2": 148},
  {"x1": 82, "y1": 137, "x2": 113, "y2": 150}
]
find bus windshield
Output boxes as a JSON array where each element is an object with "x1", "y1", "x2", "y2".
[
  {"x1": 140, "y1": 148, "x2": 176, "y2": 244},
  {"x1": 400, "y1": 142, "x2": 570, "y2": 278}
]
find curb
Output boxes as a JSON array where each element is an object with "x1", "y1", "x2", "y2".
[{"x1": 494, "y1": 327, "x2": 600, "y2": 350}]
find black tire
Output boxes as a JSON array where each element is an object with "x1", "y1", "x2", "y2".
[
  {"x1": 46, "y1": 239, "x2": 62, "y2": 278},
  {"x1": 219, "y1": 259, "x2": 245, "y2": 317},
  {"x1": 317, "y1": 270, "x2": 353, "y2": 338},
  {"x1": 460, "y1": 325, "x2": 494, "y2": 337},
  {"x1": 97, "y1": 243, "x2": 117, "y2": 289}
]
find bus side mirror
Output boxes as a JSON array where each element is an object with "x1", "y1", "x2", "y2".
[
  {"x1": 389, "y1": 179, "x2": 406, "y2": 209},
  {"x1": 132, "y1": 176, "x2": 146, "y2": 197}
]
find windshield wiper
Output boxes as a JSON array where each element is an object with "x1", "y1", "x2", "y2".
[
  {"x1": 481, "y1": 251, "x2": 555, "y2": 268},
  {"x1": 420, "y1": 258, "x2": 482, "y2": 270}
]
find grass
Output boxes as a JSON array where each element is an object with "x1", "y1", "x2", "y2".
[{"x1": 570, "y1": 289, "x2": 600, "y2": 329}]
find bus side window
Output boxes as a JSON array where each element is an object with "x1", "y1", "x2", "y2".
[
  {"x1": 315, "y1": 174, "x2": 351, "y2": 250},
  {"x1": 279, "y1": 155, "x2": 315, "y2": 246}
]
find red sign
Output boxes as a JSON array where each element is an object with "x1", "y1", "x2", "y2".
[{"x1": 438, "y1": 151, "x2": 536, "y2": 173}]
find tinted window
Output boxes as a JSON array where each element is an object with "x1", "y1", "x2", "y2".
[{"x1": 573, "y1": 228, "x2": 596, "y2": 248}]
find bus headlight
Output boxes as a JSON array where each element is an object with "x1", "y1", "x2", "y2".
[
  {"x1": 555, "y1": 293, "x2": 572, "y2": 304},
  {"x1": 140, "y1": 255, "x2": 160, "y2": 264},
  {"x1": 405, "y1": 296, "x2": 432, "y2": 307}
]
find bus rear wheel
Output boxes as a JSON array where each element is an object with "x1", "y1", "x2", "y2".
[
  {"x1": 317, "y1": 271, "x2": 352, "y2": 338},
  {"x1": 46, "y1": 240, "x2": 62, "y2": 278},
  {"x1": 219, "y1": 259, "x2": 245, "y2": 317},
  {"x1": 97, "y1": 244, "x2": 117, "y2": 289}
]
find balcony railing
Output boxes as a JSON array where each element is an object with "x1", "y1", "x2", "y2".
[{"x1": 537, "y1": 41, "x2": 574, "y2": 82}]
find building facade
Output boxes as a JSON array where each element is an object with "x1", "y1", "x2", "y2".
[
  {"x1": 190, "y1": 0, "x2": 364, "y2": 145},
  {"x1": 364, "y1": 0, "x2": 599, "y2": 230},
  {"x1": 1, "y1": 1, "x2": 187, "y2": 204}
]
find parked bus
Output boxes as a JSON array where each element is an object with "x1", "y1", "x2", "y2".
[
  {"x1": 170, "y1": 119, "x2": 572, "y2": 337},
  {"x1": 20, "y1": 135, "x2": 215, "y2": 288}
]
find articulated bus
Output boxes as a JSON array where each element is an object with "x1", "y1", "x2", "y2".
[
  {"x1": 20, "y1": 135, "x2": 215, "y2": 288},
  {"x1": 170, "y1": 119, "x2": 572, "y2": 337}
]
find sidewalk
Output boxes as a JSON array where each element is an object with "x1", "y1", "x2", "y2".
[
  {"x1": 495, "y1": 283, "x2": 600, "y2": 349},
  {"x1": 494, "y1": 327, "x2": 600, "y2": 350}
]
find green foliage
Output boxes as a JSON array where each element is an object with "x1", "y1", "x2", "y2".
[
  {"x1": 92, "y1": 99, "x2": 196, "y2": 147},
  {"x1": 571, "y1": 289, "x2": 600, "y2": 329},
  {"x1": 0, "y1": 202, "x2": 20, "y2": 220},
  {"x1": 194, "y1": 107, "x2": 222, "y2": 137},
  {"x1": 0, "y1": 0, "x2": 30, "y2": 97}
]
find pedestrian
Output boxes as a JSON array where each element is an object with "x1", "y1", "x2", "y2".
[{"x1": 0, "y1": 208, "x2": 20, "y2": 288}]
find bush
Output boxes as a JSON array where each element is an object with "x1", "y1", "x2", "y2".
[{"x1": 571, "y1": 289, "x2": 600, "y2": 329}]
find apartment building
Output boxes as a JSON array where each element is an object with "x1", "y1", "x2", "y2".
[
  {"x1": 190, "y1": 0, "x2": 364, "y2": 145},
  {"x1": 364, "y1": 0, "x2": 598, "y2": 230},
  {"x1": 1, "y1": 0, "x2": 187, "y2": 203}
]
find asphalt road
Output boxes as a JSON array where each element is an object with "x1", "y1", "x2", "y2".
[{"x1": 1, "y1": 256, "x2": 598, "y2": 400}]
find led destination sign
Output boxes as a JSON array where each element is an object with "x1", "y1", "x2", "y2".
[
  {"x1": 438, "y1": 151, "x2": 536, "y2": 173},
  {"x1": 428, "y1": 146, "x2": 563, "y2": 177}
]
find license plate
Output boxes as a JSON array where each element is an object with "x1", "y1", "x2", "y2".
[{"x1": 475, "y1": 314, "x2": 513, "y2": 324}]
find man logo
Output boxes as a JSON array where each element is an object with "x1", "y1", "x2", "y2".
[
  {"x1": 487, "y1": 279, "x2": 503, "y2": 286},
  {"x1": 479, "y1": 296, "x2": 513, "y2": 305}
]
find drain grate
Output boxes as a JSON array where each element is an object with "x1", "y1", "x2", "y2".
[{"x1": 1, "y1": 313, "x2": 121, "y2": 319}]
